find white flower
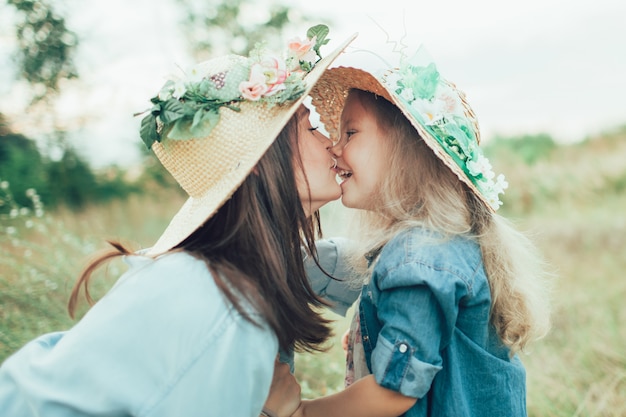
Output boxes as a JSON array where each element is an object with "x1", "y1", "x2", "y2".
[
  {"x1": 172, "y1": 80, "x2": 187, "y2": 99},
  {"x1": 1, "y1": 181, "x2": 9, "y2": 190},
  {"x1": 410, "y1": 97, "x2": 446, "y2": 124},
  {"x1": 158, "y1": 88, "x2": 172, "y2": 101},
  {"x1": 381, "y1": 70, "x2": 401, "y2": 89},
  {"x1": 187, "y1": 64, "x2": 207, "y2": 83},
  {"x1": 399, "y1": 87, "x2": 414, "y2": 102},
  {"x1": 493, "y1": 174, "x2": 508, "y2": 194},
  {"x1": 486, "y1": 194, "x2": 503, "y2": 210},
  {"x1": 466, "y1": 154, "x2": 494, "y2": 180}
]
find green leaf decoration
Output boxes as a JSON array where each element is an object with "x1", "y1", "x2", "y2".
[
  {"x1": 307, "y1": 24, "x2": 330, "y2": 59},
  {"x1": 136, "y1": 26, "x2": 332, "y2": 147},
  {"x1": 159, "y1": 99, "x2": 186, "y2": 124},
  {"x1": 139, "y1": 114, "x2": 159, "y2": 149},
  {"x1": 402, "y1": 63, "x2": 439, "y2": 100},
  {"x1": 167, "y1": 119, "x2": 194, "y2": 141},
  {"x1": 190, "y1": 109, "x2": 220, "y2": 138}
]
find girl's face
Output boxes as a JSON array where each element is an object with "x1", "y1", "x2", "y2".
[
  {"x1": 295, "y1": 106, "x2": 342, "y2": 215},
  {"x1": 331, "y1": 93, "x2": 387, "y2": 210}
]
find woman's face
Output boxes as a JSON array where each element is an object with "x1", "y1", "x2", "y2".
[
  {"x1": 295, "y1": 106, "x2": 342, "y2": 216},
  {"x1": 330, "y1": 92, "x2": 387, "y2": 210}
]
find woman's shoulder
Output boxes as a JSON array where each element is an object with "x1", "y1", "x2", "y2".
[{"x1": 108, "y1": 251, "x2": 233, "y2": 321}]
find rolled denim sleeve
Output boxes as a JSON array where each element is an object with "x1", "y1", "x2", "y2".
[
  {"x1": 305, "y1": 238, "x2": 361, "y2": 316},
  {"x1": 370, "y1": 261, "x2": 467, "y2": 399}
]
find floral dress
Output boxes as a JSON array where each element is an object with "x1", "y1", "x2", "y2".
[{"x1": 344, "y1": 301, "x2": 370, "y2": 387}]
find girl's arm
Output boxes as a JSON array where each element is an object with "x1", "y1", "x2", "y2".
[{"x1": 292, "y1": 375, "x2": 416, "y2": 417}]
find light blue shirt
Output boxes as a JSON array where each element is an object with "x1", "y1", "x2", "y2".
[{"x1": 0, "y1": 239, "x2": 360, "y2": 417}]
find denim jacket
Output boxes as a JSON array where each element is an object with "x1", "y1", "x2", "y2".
[{"x1": 359, "y1": 227, "x2": 527, "y2": 417}]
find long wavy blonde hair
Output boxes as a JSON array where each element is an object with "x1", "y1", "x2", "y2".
[{"x1": 345, "y1": 89, "x2": 551, "y2": 353}]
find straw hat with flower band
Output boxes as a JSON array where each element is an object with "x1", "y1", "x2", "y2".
[
  {"x1": 310, "y1": 47, "x2": 508, "y2": 212},
  {"x1": 136, "y1": 25, "x2": 357, "y2": 256}
]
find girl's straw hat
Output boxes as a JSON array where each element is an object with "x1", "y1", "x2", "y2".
[
  {"x1": 139, "y1": 27, "x2": 356, "y2": 256},
  {"x1": 310, "y1": 47, "x2": 508, "y2": 212}
]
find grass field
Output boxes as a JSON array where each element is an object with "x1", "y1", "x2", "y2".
[{"x1": 1, "y1": 130, "x2": 625, "y2": 416}]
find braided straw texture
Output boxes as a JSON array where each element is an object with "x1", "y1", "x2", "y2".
[
  {"x1": 310, "y1": 66, "x2": 494, "y2": 212},
  {"x1": 147, "y1": 34, "x2": 357, "y2": 255}
]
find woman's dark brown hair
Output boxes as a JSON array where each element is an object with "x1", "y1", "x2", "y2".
[{"x1": 69, "y1": 111, "x2": 332, "y2": 353}]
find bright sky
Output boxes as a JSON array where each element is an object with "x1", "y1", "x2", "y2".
[{"x1": 1, "y1": 0, "x2": 624, "y2": 167}]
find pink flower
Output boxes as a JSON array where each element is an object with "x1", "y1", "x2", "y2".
[
  {"x1": 239, "y1": 70, "x2": 268, "y2": 101},
  {"x1": 255, "y1": 57, "x2": 288, "y2": 96},
  {"x1": 287, "y1": 36, "x2": 317, "y2": 70},
  {"x1": 287, "y1": 36, "x2": 316, "y2": 59}
]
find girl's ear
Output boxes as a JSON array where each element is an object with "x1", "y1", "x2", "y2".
[{"x1": 252, "y1": 166, "x2": 259, "y2": 176}]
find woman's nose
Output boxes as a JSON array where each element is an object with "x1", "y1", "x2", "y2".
[{"x1": 329, "y1": 138, "x2": 343, "y2": 157}]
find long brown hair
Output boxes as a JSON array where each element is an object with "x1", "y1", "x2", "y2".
[{"x1": 69, "y1": 111, "x2": 333, "y2": 353}]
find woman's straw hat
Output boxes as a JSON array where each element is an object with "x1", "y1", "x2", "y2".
[
  {"x1": 310, "y1": 47, "x2": 508, "y2": 212},
  {"x1": 141, "y1": 28, "x2": 356, "y2": 256}
]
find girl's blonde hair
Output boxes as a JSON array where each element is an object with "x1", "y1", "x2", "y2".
[{"x1": 346, "y1": 89, "x2": 551, "y2": 353}]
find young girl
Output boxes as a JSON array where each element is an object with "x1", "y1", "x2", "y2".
[
  {"x1": 294, "y1": 49, "x2": 552, "y2": 416},
  {"x1": 0, "y1": 27, "x2": 357, "y2": 417}
]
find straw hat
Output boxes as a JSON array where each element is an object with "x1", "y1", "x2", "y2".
[
  {"x1": 310, "y1": 47, "x2": 508, "y2": 212},
  {"x1": 140, "y1": 27, "x2": 357, "y2": 256}
]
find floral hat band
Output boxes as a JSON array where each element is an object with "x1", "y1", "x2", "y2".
[
  {"x1": 137, "y1": 25, "x2": 333, "y2": 149},
  {"x1": 312, "y1": 46, "x2": 508, "y2": 211}
]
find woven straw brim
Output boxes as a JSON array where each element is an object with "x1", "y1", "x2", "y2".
[
  {"x1": 146, "y1": 34, "x2": 357, "y2": 256},
  {"x1": 311, "y1": 66, "x2": 494, "y2": 213}
]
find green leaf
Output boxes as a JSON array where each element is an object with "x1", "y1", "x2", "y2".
[
  {"x1": 159, "y1": 99, "x2": 185, "y2": 124},
  {"x1": 167, "y1": 119, "x2": 195, "y2": 141},
  {"x1": 307, "y1": 24, "x2": 330, "y2": 58},
  {"x1": 307, "y1": 24, "x2": 329, "y2": 45},
  {"x1": 190, "y1": 109, "x2": 220, "y2": 138},
  {"x1": 139, "y1": 114, "x2": 159, "y2": 149}
]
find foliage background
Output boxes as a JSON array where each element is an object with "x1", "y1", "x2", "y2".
[{"x1": 1, "y1": 1, "x2": 625, "y2": 416}]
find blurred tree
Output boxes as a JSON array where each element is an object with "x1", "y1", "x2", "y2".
[
  {"x1": 6, "y1": 0, "x2": 79, "y2": 104},
  {"x1": 175, "y1": 0, "x2": 328, "y2": 59},
  {"x1": 0, "y1": 113, "x2": 48, "y2": 211},
  {"x1": 0, "y1": 113, "x2": 141, "y2": 210}
]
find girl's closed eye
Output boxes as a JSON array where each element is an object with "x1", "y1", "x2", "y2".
[
  {"x1": 308, "y1": 126, "x2": 319, "y2": 132},
  {"x1": 345, "y1": 130, "x2": 356, "y2": 142}
]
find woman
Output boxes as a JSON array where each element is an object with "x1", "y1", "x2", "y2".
[{"x1": 0, "y1": 27, "x2": 356, "y2": 417}]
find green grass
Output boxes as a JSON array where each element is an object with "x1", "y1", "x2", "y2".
[{"x1": 2, "y1": 130, "x2": 626, "y2": 415}]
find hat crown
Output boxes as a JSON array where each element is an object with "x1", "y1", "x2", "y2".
[{"x1": 152, "y1": 100, "x2": 285, "y2": 198}]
